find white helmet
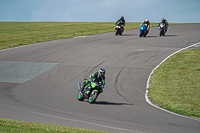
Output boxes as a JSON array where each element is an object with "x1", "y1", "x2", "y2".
[{"x1": 98, "y1": 68, "x2": 106, "y2": 76}]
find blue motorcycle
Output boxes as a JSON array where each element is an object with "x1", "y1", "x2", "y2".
[{"x1": 139, "y1": 24, "x2": 148, "y2": 37}]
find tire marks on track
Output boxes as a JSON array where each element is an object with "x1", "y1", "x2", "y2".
[
  {"x1": 87, "y1": 59, "x2": 109, "y2": 73},
  {"x1": 114, "y1": 67, "x2": 132, "y2": 103}
]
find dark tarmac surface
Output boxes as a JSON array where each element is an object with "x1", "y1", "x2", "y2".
[{"x1": 0, "y1": 24, "x2": 200, "y2": 133}]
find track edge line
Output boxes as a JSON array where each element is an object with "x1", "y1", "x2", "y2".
[{"x1": 145, "y1": 42, "x2": 200, "y2": 121}]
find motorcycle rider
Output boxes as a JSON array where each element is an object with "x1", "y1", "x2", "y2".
[
  {"x1": 81, "y1": 68, "x2": 106, "y2": 97},
  {"x1": 160, "y1": 18, "x2": 169, "y2": 32},
  {"x1": 141, "y1": 19, "x2": 150, "y2": 34},
  {"x1": 115, "y1": 16, "x2": 125, "y2": 32}
]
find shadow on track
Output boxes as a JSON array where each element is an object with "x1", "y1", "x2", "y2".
[
  {"x1": 164, "y1": 34, "x2": 178, "y2": 37},
  {"x1": 141, "y1": 35, "x2": 178, "y2": 38},
  {"x1": 144, "y1": 36, "x2": 159, "y2": 38},
  {"x1": 119, "y1": 34, "x2": 137, "y2": 36},
  {"x1": 94, "y1": 101, "x2": 134, "y2": 105}
]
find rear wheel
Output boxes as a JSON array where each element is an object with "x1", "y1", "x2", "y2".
[
  {"x1": 120, "y1": 29, "x2": 122, "y2": 35},
  {"x1": 88, "y1": 90, "x2": 99, "y2": 104},
  {"x1": 144, "y1": 30, "x2": 148, "y2": 37},
  {"x1": 77, "y1": 92, "x2": 84, "y2": 101}
]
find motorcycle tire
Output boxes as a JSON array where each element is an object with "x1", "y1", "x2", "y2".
[
  {"x1": 88, "y1": 90, "x2": 99, "y2": 104},
  {"x1": 115, "y1": 30, "x2": 119, "y2": 36},
  {"x1": 139, "y1": 32, "x2": 143, "y2": 37},
  {"x1": 160, "y1": 30, "x2": 162, "y2": 37},
  {"x1": 77, "y1": 91, "x2": 84, "y2": 101}
]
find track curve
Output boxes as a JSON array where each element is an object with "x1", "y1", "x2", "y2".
[{"x1": 0, "y1": 24, "x2": 200, "y2": 133}]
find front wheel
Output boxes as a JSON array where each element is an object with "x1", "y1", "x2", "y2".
[
  {"x1": 115, "y1": 30, "x2": 118, "y2": 36},
  {"x1": 139, "y1": 32, "x2": 143, "y2": 37},
  {"x1": 88, "y1": 90, "x2": 99, "y2": 104},
  {"x1": 160, "y1": 30, "x2": 163, "y2": 36},
  {"x1": 77, "y1": 92, "x2": 84, "y2": 101}
]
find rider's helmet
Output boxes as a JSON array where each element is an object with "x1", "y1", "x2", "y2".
[
  {"x1": 121, "y1": 16, "x2": 124, "y2": 19},
  {"x1": 98, "y1": 68, "x2": 106, "y2": 76},
  {"x1": 145, "y1": 19, "x2": 149, "y2": 23},
  {"x1": 162, "y1": 18, "x2": 165, "y2": 22}
]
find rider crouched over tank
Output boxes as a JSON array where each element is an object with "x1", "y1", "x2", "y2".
[
  {"x1": 81, "y1": 68, "x2": 106, "y2": 97},
  {"x1": 115, "y1": 16, "x2": 125, "y2": 32},
  {"x1": 141, "y1": 19, "x2": 150, "y2": 34},
  {"x1": 160, "y1": 18, "x2": 169, "y2": 32}
]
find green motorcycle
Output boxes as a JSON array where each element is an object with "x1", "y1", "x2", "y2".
[{"x1": 77, "y1": 78, "x2": 104, "y2": 104}]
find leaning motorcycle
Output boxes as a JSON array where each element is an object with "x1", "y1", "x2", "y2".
[
  {"x1": 77, "y1": 78, "x2": 104, "y2": 104},
  {"x1": 159, "y1": 22, "x2": 166, "y2": 36},
  {"x1": 139, "y1": 24, "x2": 148, "y2": 37},
  {"x1": 115, "y1": 21, "x2": 124, "y2": 36}
]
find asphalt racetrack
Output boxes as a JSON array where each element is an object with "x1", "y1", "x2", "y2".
[{"x1": 0, "y1": 24, "x2": 200, "y2": 133}]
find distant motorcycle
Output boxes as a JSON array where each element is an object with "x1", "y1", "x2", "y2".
[
  {"x1": 159, "y1": 22, "x2": 166, "y2": 36},
  {"x1": 139, "y1": 24, "x2": 148, "y2": 37},
  {"x1": 115, "y1": 21, "x2": 124, "y2": 36},
  {"x1": 77, "y1": 78, "x2": 104, "y2": 104}
]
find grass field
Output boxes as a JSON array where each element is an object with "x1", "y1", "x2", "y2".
[
  {"x1": 0, "y1": 118, "x2": 108, "y2": 133},
  {"x1": 148, "y1": 48, "x2": 200, "y2": 118}
]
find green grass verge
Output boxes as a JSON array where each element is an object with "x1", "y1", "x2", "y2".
[
  {"x1": 148, "y1": 48, "x2": 200, "y2": 118},
  {"x1": 0, "y1": 22, "x2": 181, "y2": 50},
  {"x1": 0, "y1": 118, "x2": 109, "y2": 133}
]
